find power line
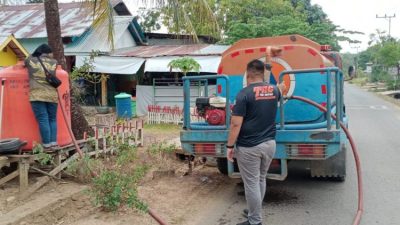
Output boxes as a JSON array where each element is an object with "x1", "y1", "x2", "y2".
[{"x1": 376, "y1": 14, "x2": 396, "y2": 38}]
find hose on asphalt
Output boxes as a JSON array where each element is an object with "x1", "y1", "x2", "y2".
[
  {"x1": 288, "y1": 95, "x2": 363, "y2": 225},
  {"x1": 57, "y1": 92, "x2": 169, "y2": 225}
]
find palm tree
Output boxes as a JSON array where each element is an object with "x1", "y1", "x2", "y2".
[
  {"x1": 43, "y1": 0, "x2": 66, "y2": 69},
  {"x1": 44, "y1": 0, "x2": 92, "y2": 139}
]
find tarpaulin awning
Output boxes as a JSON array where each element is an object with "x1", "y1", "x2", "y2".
[
  {"x1": 144, "y1": 56, "x2": 221, "y2": 73},
  {"x1": 75, "y1": 56, "x2": 145, "y2": 75}
]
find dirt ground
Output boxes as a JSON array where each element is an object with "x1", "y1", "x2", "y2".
[
  {"x1": 0, "y1": 160, "x2": 232, "y2": 225},
  {"x1": 0, "y1": 124, "x2": 234, "y2": 225}
]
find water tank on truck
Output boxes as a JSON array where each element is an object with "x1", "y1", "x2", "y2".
[
  {"x1": 217, "y1": 35, "x2": 338, "y2": 125},
  {"x1": 0, "y1": 61, "x2": 72, "y2": 150}
]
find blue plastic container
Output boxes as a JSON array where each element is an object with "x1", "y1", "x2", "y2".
[{"x1": 115, "y1": 93, "x2": 132, "y2": 118}]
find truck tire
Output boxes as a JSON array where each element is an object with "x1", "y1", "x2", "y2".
[
  {"x1": 310, "y1": 144, "x2": 346, "y2": 182},
  {"x1": 217, "y1": 158, "x2": 228, "y2": 175},
  {"x1": 1, "y1": 162, "x2": 18, "y2": 175},
  {"x1": 216, "y1": 158, "x2": 240, "y2": 175},
  {"x1": 0, "y1": 138, "x2": 23, "y2": 154},
  {"x1": 175, "y1": 153, "x2": 187, "y2": 161}
]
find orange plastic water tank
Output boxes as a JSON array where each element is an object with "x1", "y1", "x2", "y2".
[{"x1": 0, "y1": 61, "x2": 72, "y2": 150}]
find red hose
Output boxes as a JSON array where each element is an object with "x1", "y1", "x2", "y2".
[
  {"x1": 57, "y1": 92, "x2": 169, "y2": 225},
  {"x1": 149, "y1": 208, "x2": 169, "y2": 225},
  {"x1": 290, "y1": 96, "x2": 363, "y2": 225},
  {"x1": 57, "y1": 93, "x2": 84, "y2": 158}
]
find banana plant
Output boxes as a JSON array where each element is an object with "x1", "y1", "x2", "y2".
[{"x1": 168, "y1": 57, "x2": 201, "y2": 76}]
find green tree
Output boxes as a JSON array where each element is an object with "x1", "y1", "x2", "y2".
[
  {"x1": 159, "y1": 0, "x2": 360, "y2": 49},
  {"x1": 160, "y1": 0, "x2": 220, "y2": 39},
  {"x1": 138, "y1": 8, "x2": 161, "y2": 32},
  {"x1": 290, "y1": 0, "x2": 327, "y2": 24},
  {"x1": 377, "y1": 41, "x2": 400, "y2": 68},
  {"x1": 341, "y1": 52, "x2": 357, "y2": 76},
  {"x1": 224, "y1": 15, "x2": 309, "y2": 44},
  {"x1": 358, "y1": 44, "x2": 381, "y2": 70},
  {"x1": 217, "y1": 0, "x2": 297, "y2": 30},
  {"x1": 168, "y1": 57, "x2": 201, "y2": 76},
  {"x1": 359, "y1": 30, "x2": 400, "y2": 70}
]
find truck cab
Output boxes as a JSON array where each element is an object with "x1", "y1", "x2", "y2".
[{"x1": 180, "y1": 35, "x2": 347, "y2": 181}]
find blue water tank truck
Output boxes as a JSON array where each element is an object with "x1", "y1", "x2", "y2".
[{"x1": 180, "y1": 35, "x2": 347, "y2": 181}]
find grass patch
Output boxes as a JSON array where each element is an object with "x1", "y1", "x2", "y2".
[
  {"x1": 349, "y1": 77, "x2": 368, "y2": 86},
  {"x1": 146, "y1": 141, "x2": 178, "y2": 170},
  {"x1": 67, "y1": 156, "x2": 104, "y2": 182},
  {"x1": 144, "y1": 124, "x2": 181, "y2": 134}
]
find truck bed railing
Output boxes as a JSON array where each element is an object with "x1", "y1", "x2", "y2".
[
  {"x1": 182, "y1": 75, "x2": 230, "y2": 130},
  {"x1": 279, "y1": 67, "x2": 344, "y2": 131}
]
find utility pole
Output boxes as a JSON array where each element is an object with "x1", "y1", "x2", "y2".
[
  {"x1": 351, "y1": 45, "x2": 360, "y2": 77},
  {"x1": 376, "y1": 14, "x2": 396, "y2": 38}
]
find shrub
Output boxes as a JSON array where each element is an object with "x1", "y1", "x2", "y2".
[
  {"x1": 89, "y1": 143, "x2": 149, "y2": 212},
  {"x1": 67, "y1": 156, "x2": 104, "y2": 182},
  {"x1": 33, "y1": 143, "x2": 53, "y2": 165},
  {"x1": 91, "y1": 167, "x2": 149, "y2": 212}
]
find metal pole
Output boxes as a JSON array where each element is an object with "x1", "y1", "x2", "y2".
[
  {"x1": 183, "y1": 79, "x2": 191, "y2": 129},
  {"x1": 152, "y1": 78, "x2": 155, "y2": 105},
  {"x1": 326, "y1": 69, "x2": 332, "y2": 131},
  {"x1": 376, "y1": 14, "x2": 396, "y2": 38},
  {"x1": 335, "y1": 71, "x2": 341, "y2": 130}
]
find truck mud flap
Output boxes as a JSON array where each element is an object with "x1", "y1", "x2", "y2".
[
  {"x1": 310, "y1": 144, "x2": 346, "y2": 181},
  {"x1": 228, "y1": 159, "x2": 288, "y2": 181}
]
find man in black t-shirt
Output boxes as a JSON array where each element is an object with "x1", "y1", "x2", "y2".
[{"x1": 227, "y1": 50, "x2": 283, "y2": 225}]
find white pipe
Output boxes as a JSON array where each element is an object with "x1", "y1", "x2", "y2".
[{"x1": 0, "y1": 79, "x2": 5, "y2": 139}]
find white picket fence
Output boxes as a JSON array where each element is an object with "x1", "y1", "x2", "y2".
[
  {"x1": 84, "y1": 117, "x2": 144, "y2": 156},
  {"x1": 147, "y1": 105, "x2": 205, "y2": 124}
]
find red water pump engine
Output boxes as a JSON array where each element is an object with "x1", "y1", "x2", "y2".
[{"x1": 195, "y1": 97, "x2": 227, "y2": 125}]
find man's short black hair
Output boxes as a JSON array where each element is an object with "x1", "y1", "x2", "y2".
[
  {"x1": 32, "y1": 44, "x2": 52, "y2": 57},
  {"x1": 247, "y1": 59, "x2": 265, "y2": 77}
]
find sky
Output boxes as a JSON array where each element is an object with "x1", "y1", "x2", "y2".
[{"x1": 311, "y1": 0, "x2": 400, "y2": 53}]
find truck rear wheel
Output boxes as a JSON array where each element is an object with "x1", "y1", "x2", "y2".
[
  {"x1": 216, "y1": 158, "x2": 240, "y2": 175},
  {"x1": 216, "y1": 158, "x2": 228, "y2": 175},
  {"x1": 310, "y1": 144, "x2": 346, "y2": 182}
]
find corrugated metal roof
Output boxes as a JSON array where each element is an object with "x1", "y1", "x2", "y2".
[
  {"x1": 64, "y1": 16, "x2": 135, "y2": 55},
  {"x1": 195, "y1": 45, "x2": 230, "y2": 55},
  {"x1": 115, "y1": 44, "x2": 230, "y2": 58},
  {"x1": 0, "y1": 0, "x2": 128, "y2": 39},
  {"x1": 0, "y1": 2, "x2": 93, "y2": 39},
  {"x1": 18, "y1": 37, "x2": 48, "y2": 53},
  {"x1": 0, "y1": 36, "x2": 8, "y2": 45}
]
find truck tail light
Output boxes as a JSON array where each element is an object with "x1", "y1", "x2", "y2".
[
  {"x1": 269, "y1": 159, "x2": 280, "y2": 169},
  {"x1": 286, "y1": 144, "x2": 326, "y2": 159},
  {"x1": 193, "y1": 143, "x2": 223, "y2": 156},
  {"x1": 217, "y1": 84, "x2": 222, "y2": 94}
]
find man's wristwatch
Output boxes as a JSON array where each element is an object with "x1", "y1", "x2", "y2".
[{"x1": 226, "y1": 145, "x2": 234, "y2": 149}]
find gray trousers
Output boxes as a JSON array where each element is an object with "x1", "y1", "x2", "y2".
[{"x1": 235, "y1": 140, "x2": 276, "y2": 225}]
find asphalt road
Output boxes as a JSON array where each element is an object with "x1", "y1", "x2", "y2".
[{"x1": 193, "y1": 83, "x2": 400, "y2": 225}]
